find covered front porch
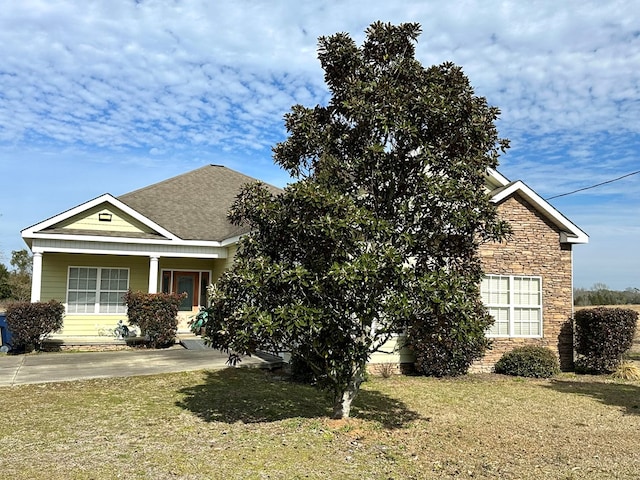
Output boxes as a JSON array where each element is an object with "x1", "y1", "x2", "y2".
[{"x1": 30, "y1": 247, "x2": 234, "y2": 338}]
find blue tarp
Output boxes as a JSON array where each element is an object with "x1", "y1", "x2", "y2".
[{"x1": 0, "y1": 312, "x2": 12, "y2": 348}]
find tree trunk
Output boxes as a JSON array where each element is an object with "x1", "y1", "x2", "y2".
[{"x1": 331, "y1": 371, "x2": 364, "y2": 419}]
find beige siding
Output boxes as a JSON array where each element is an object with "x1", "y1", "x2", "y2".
[
  {"x1": 369, "y1": 335, "x2": 413, "y2": 364},
  {"x1": 224, "y1": 244, "x2": 238, "y2": 269},
  {"x1": 56, "y1": 203, "x2": 154, "y2": 234},
  {"x1": 40, "y1": 253, "x2": 71, "y2": 304},
  {"x1": 205, "y1": 244, "x2": 237, "y2": 282}
]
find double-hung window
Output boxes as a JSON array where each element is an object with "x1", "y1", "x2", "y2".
[
  {"x1": 481, "y1": 275, "x2": 542, "y2": 337},
  {"x1": 67, "y1": 267, "x2": 129, "y2": 314}
]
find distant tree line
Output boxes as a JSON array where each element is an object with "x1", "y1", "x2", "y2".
[
  {"x1": 0, "y1": 249, "x2": 32, "y2": 303},
  {"x1": 574, "y1": 283, "x2": 640, "y2": 306}
]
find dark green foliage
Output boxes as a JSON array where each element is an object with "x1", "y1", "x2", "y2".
[
  {"x1": 289, "y1": 350, "x2": 319, "y2": 385},
  {"x1": 0, "y1": 250, "x2": 33, "y2": 301},
  {"x1": 5, "y1": 300, "x2": 64, "y2": 352},
  {"x1": 574, "y1": 307, "x2": 638, "y2": 374},
  {"x1": 409, "y1": 273, "x2": 494, "y2": 376},
  {"x1": 124, "y1": 290, "x2": 185, "y2": 348},
  {"x1": 202, "y1": 22, "x2": 509, "y2": 418},
  {"x1": 206, "y1": 182, "x2": 401, "y2": 414},
  {"x1": 0, "y1": 263, "x2": 10, "y2": 299},
  {"x1": 494, "y1": 346, "x2": 560, "y2": 378}
]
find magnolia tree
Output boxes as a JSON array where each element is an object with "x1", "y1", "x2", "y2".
[{"x1": 202, "y1": 22, "x2": 510, "y2": 418}]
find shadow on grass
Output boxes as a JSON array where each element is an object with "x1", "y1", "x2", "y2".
[
  {"x1": 175, "y1": 368, "x2": 421, "y2": 428},
  {"x1": 544, "y1": 378, "x2": 640, "y2": 416}
]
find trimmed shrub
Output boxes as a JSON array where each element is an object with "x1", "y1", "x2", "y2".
[
  {"x1": 124, "y1": 290, "x2": 186, "y2": 348},
  {"x1": 574, "y1": 307, "x2": 638, "y2": 374},
  {"x1": 5, "y1": 300, "x2": 65, "y2": 353},
  {"x1": 494, "y1": 346, "x2": 560, "y2": 378}
]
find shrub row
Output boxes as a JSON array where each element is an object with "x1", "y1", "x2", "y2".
[
  {"x1": 123, "y1": 290, "x2": 186, "y2": 348},
  {"x1": 5, "y1": 300, "x2": 64, "y2": 353}
]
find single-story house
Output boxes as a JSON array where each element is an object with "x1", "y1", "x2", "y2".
[{"x1": 22, "y1": 164, "x2": 587, "y2": 369}]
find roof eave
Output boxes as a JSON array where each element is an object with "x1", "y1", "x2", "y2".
[
  {"x1": 490, "y1": 180, "x2": 589, "y2": 245},
  {"x1": 24, "y1": 231, "x2": 226, "y2": 248}
]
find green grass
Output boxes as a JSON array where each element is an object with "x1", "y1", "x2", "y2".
[{"x1": 1, "y1": 369, "x2": 640, "y2": 479}]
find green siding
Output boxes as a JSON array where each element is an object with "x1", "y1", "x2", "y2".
[
  {"x1": 56, "y1": 203, "x2": 154, "y2": 234},
  {"x1": 41, "y1": 253, "x2": 230, "y2": 336},
  {"x1": 40, "y1": 254, "x2": 71, "y2": 303},
  {"x1": 42, "y1": 253, "x2": 149, "y2": 300},
  {"x1": 42, "y1": 253, "x2": 149, "y2": 336},
  {"x1": 159, "y1": 257, "x2": 219, "y2": 272}
]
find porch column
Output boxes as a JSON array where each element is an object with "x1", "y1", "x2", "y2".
[
  {"x1": 30, "y1": 251, "x2": 43, "y2": 302},
  {"x1": 148, "y1": 256, "x2": 159, "y2": 293}
]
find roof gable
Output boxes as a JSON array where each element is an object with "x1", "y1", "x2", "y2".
[
  {"x1": 52, "y1": 203, "x2": 154, "y2": 234},
  {"x1": 489, "y1": 180, "x2": 588, "y2": 244},
  {"x1": 21, "y1": 194, "x2": 178, "y2": 246}
]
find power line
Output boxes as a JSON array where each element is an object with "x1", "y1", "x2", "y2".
[{"x1": 545, "y1": 169, "x2": 640, "y2": 200}]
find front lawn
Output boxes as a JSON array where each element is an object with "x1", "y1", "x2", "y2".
[{"x1": 1, "y1": 369, "x2": 639, "y2": 479}]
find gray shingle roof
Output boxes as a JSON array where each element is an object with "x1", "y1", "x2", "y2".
[{"x1": 117, "y1": 165, "x2": 282, "y2": 242}]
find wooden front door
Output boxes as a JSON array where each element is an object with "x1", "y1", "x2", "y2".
[{"x1": 173, "y1": 271, "x2": 199, "y2": 311}]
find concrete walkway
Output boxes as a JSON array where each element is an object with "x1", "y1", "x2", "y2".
[{"x1": 0, "y1": 347, "x2": 284, "y2": 387}]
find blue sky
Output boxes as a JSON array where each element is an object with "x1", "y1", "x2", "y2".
[{"x1": 0, "y1": 0, "x2": 638, "y2": 290}]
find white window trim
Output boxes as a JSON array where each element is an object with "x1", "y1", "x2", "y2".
[
  {"x1": 483, "y1": 274, "x2": 543, "y2": 338},
  {"x1": 66, "y1": 266, "x2": 130, "y2": 315}
]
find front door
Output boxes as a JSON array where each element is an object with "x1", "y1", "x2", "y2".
[{"x1": 173, "y1": 272, "x2": 200, "y2": 311}]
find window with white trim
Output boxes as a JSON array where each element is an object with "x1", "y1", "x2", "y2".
[
  {"x1": 481, "y1": 275, "x2": 542, "y2": 337},
  {"x1": 67, "y1": 267, "x2": 129, "y2": 314}
]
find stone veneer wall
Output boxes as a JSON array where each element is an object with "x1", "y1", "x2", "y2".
[{"x1": 475, "y1": 194, "x2": 574, "y2": 371}]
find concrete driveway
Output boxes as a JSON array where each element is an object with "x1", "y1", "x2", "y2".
[{"x1": 0, "y1": 348, "x2": 284, "y2": 387}]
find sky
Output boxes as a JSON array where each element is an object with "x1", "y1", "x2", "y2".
[{"x1": 0, "y1": 0, "x2": 638, "y2": 290}]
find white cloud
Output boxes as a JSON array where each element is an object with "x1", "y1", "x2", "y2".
[{"x1": 0, "y1": 0, "x2": 639, "y2": 287}]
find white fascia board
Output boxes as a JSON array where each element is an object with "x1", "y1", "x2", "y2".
[
  {"x1": 220, "y1": 234, "x2": 243, "y2": 246},
  {"x1": 21, "y1": 194, "x2": 180, "y2": 241},
  {"x1": 25, "y1": 231, "x2": 223, "y2": 248},
  {"x1": 32, "y1": 245, "x2": 224, "y2": 259},
  {"x1": 490, "y1": 180, "x2": 589, "y2": 244},
  {"x1": 486, "y1": 168, "x2": 511, "y2": 188},
  {"x1": 31, "y1": 238, "x2": 227, "y2": 258}
]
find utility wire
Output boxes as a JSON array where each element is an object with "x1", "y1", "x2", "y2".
[{"x1": 545, "y1": 169, "x2": 640, "y2": 200}]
